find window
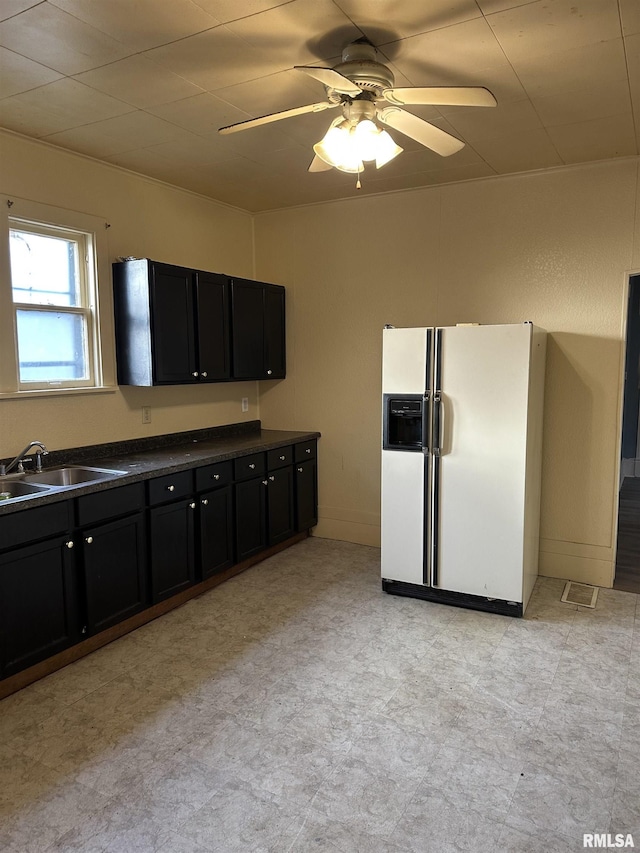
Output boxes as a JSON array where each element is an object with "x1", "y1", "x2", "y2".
[{"x1": 0, "y1": 197, "x2": 115, "y2": 395}]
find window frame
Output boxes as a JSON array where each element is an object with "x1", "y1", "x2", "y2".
[{"x1": 0, "y1": 196, "x2": 116, "y2": 397}]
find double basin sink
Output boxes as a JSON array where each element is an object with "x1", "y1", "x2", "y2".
[{"x1": 0, "y1": 466, "x2": 127, "y2": 503}]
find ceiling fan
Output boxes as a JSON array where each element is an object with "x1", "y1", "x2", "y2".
[{"x1": 218, "y1": 39, "x2": 496, "y2": 179}]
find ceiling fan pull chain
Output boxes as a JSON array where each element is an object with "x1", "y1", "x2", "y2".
[{"x1": 356, "y1": 166, "x2": 362, "y2": 190}]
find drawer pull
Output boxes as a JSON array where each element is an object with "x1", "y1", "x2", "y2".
[
  {"x1": 306, "y1": 448, "x2": 311, "y2": 454},
  {"x1": 279, "y1": 455, "x2": 285, "y2": 461},
  {"x1": 167, "y1": 485, "x2": 175, "y2": 492},
  {"x1": 192, "y1": 372, "x2": 198, "y2": 378},
  {"x1": 213, "y1": 474, "x2": 220, "y2": 481},
  {"x1": 262, "y1": 480, "x2": 268, "y2": 486},
  {"x1": 189, "y1": 502, "x2": 196, "y2": 510},
  {"x1": 66, "y1": 540, "x2": 74, "y2": 549},
  {"x1": 297, "y1": 467, "x2": 303, "y2": 473},
  {"x1": 267, "y1": 369, "x2": 273, "y2": 375},
  {"x1": 269, "y1": 475, "x2": 275, "y2": 481},
  {"x1": 85, "y1": 536, "x2": 93, "y2": 545},
  {"x1": 248, "y1": 463, "x2": 256, "y2": 470},
  {"x1": 200, "y1": 371, "x2": 208, "y2": 378},
  {"x1": 201, "y1": 499, "x2": 209, "y2": 506}
]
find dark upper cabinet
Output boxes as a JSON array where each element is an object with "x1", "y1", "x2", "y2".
[
  {"x1": 113, "y1": 259, "x2": 230, "y2": 386},
  {"x1": 230, "y1": 278, "x2": 286, "y2": 380}
]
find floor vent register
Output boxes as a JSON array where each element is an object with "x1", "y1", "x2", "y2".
[{"x1": 560, "y1": 581, "x2": 599, "y2": 609}]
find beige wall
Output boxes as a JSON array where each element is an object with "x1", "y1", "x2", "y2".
[
  {"x1": 3, "y1": 127, "x2": 639, "y2": 588},
  {"x1": 254, "y1": 158, "x2": 640, "y2": 587},
  {"x1": 0, "y1": 130, "x2": 258, "y2": 455}
]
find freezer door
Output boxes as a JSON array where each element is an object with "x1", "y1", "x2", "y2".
[
  {"x1": 382, "y1": 327, "x2": 430, "y2": 394},
  {"x1": 434, "y1": 324, "x2": 532, "y2": 602},
  {"x1": 381, "y1": 449, "x2": 427, "y2": 585}
]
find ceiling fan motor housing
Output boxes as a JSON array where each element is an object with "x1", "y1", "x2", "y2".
[{"x1": 328, "y1": 41, "x2": 395, "y2": 101}]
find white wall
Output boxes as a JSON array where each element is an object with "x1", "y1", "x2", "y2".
[
  {"x1": 0, "y1": 130, "x2": 258, "y2": 455},
  {"x1": 254, "y1": 158, "x2": 640, "y2": 587}
]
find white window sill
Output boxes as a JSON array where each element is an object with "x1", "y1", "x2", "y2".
[{"x1": 0, "y1": 385, "x2": 118, "y2": 401}]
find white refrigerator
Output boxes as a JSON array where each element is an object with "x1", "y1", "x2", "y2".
[{"x1": 381, "y1": 323, "x2": 546, "y2": 616}]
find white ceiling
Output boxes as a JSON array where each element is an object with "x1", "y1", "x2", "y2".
[{"x1": 1, "y1": 0, "x2": 638, "y2": 212}]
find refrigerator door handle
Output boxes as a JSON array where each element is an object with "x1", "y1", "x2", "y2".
[
  {"x1": 422, "y1": 391, "x2": 431, "y2": 452},
  {"x1": 432, "y1": 391, "x2": 442, "y2": 456}
]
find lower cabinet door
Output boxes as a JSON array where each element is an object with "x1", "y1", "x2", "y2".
[
  {"x1": 295, "y1": 459, "x2": 318, "y2": 531},
  {"x1": 82, "y1": 513, "x2": 147, "y2": 635},
  {"x1": 267, "y1": 466, "x2": 295, "y2": 545},
  {"x1": 0, "y1": 536, "x2": 78, "y2": 677},
  {"x1": 199, "y1": 487, "x2": 234, "y2": 579},
  {"x1": 149, "y1": 499, "x2": 196, "y2": 603},
  {"x1": 235, "y1": 477, "x2": 266, "y2": 562}
]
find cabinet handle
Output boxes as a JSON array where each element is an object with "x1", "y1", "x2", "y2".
[
  {"x1": 192, "y1": 372, "x2": 198, "y2": 377},
  {"x1": 66, "y1": 540, "x2": 74, "y2": 549},
  {"x1": 297, "y1": 467, "x2": 303, "y2": 473},
  {"x1": 85, "y1": 536, "x2": 93, "y2": 545},
  {"x1": 213, "y1": 474, "x2": 220, "y2": 480},
  {"x1": 248, "y1": 463, "x2": 256, "y2": 470},
  {"x1": 166, "y1": 485, "x2": 175, "y2": 492},
  {"x1": 262, "y1": 480, "x2": 268, "y2": 486},
  {"x1": 201, "y1": 499, "x2": 209, "y2": 506},
  {"x1": 267, "y1": 369, "x2": 273, "y2": 375},
  {"x1": 279, "y1": 455, "x2": 285, "y2": 461},
  {"x1": 306, "y1": 448, "x2": 311, "y2": 454},
  {"x1": 200, "y1": 371, "x2": 208, "y2": 378},
  {"x1": 269, "y1": 475, "x2": 275, "y2": 481},
  {"x1": 189, "y1": 501, "x2": 196, "y2": 510}
]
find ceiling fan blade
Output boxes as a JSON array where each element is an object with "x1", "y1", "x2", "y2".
[
  {"x1": 308, "y1": 155, "x2": 333, "y2": 172},
  {"x1": 294, "y1": 65, "x2": 361, "y2": 96},
  {"x1": 383, "y1": 86, "x2": 497, "y2": 108},
  {"x1": 377, "y1": 107, "x2": 464, "y2": 157},
  {"x1": 219, "y1": 101, "x2": 338, "y2": 135}
]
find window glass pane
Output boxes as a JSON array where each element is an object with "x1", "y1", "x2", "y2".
[
  {"x1": 9, "y1": 229, "x2": 81, "y2": 307},
  {"x1": 16, "y1": 310, "x2": 88, "y2": 382}
]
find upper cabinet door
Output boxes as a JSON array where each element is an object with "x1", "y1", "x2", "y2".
[
  {"x1": 231, "y1": 278, "x2": 265, "y2": 380},
  {"x1": 150, "y1": 263, "x2": 197, "y2": 384},
  {"x1": 264, "y1": 284, "x2": 285, "y2": 380},
  {"x1": 230, "y1": 278, "x2": 286, "y2": 380},
  {"x1": 195, "y1": 271, "x2": 230, "y2": 381}
]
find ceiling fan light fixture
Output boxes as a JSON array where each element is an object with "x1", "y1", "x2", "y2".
[{"x1": 313, "y1": 117, "x2": 402, "y2": 174}]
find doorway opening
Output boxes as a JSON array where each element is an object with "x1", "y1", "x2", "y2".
[{"x1": 615, "y1": 273, "x2": 640, "y2": 593}]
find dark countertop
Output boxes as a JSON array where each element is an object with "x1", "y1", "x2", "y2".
[{"x1": 0, "y1": 421, "x2": 320, "y2": 517}]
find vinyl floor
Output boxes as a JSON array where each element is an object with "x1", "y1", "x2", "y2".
[{"x1": 0, "y1": 537, "x2": 638, "y2": 852}]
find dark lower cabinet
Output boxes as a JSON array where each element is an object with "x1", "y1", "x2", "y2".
[
  {"x1": 235, "y1": 477, "x2": 267, "y2": 562},
  {"x1": 199, "y1": 487, "x2": 234, "y2": 578},
  {"x1": 81, "y1": 513, "x2": 147, "y2": 635},
  {"x1": 295, "y1": 458, "x2": 318, "y2": 531},
  {"x1": 0, "y1": 437, "x2": 317, "y2": 684},
  {"x1": 149, "y1": 499, "x2": 196, "y2": 603},
  {"x1": 0, "y1": 535, "x2": 78, "y2": 678},
  {"x1": 267, "y1": 466, "x2": 295, "y2": 545}
]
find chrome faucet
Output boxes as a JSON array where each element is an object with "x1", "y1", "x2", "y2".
[{"x1": 0, "y1": 441, "x2": 48, "y2": 476}]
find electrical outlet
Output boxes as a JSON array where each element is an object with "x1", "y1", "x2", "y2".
[
  {"x1": 142, "y1": 406, "x2": 151, "y2": 424},
  {"x1": 241, "y1": 397, "x2": 249, "y2": 413}
]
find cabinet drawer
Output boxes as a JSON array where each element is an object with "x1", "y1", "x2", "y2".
[
  {"x1": 76, "y1": 482, "x2": 145, "y2": 526},
  {"x1": 195, "y1": 461, "x2": 233, "y2": 492},
  {"x1": 233, "y1": 452, "x2": 265, "y2": 481},
  {"x1": 0, "y1": 501, "x2": 70, "y2": 552},
  {"x1": 147, "y1": 470, "x2": 193, "y2": 505},
  {"x1": 294, "y1": 441, "x2": 317, "y2": 463},
  {"x1": 267, "y1": 446, "x2": 293, "y2": 470}
]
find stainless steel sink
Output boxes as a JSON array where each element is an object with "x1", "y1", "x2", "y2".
[
  {"x1": 24, "y1": 466, "x2": 127, "y2": 487},
  {"x1": 0, "y1": 479, "x2": 51, "y2": 499}
]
